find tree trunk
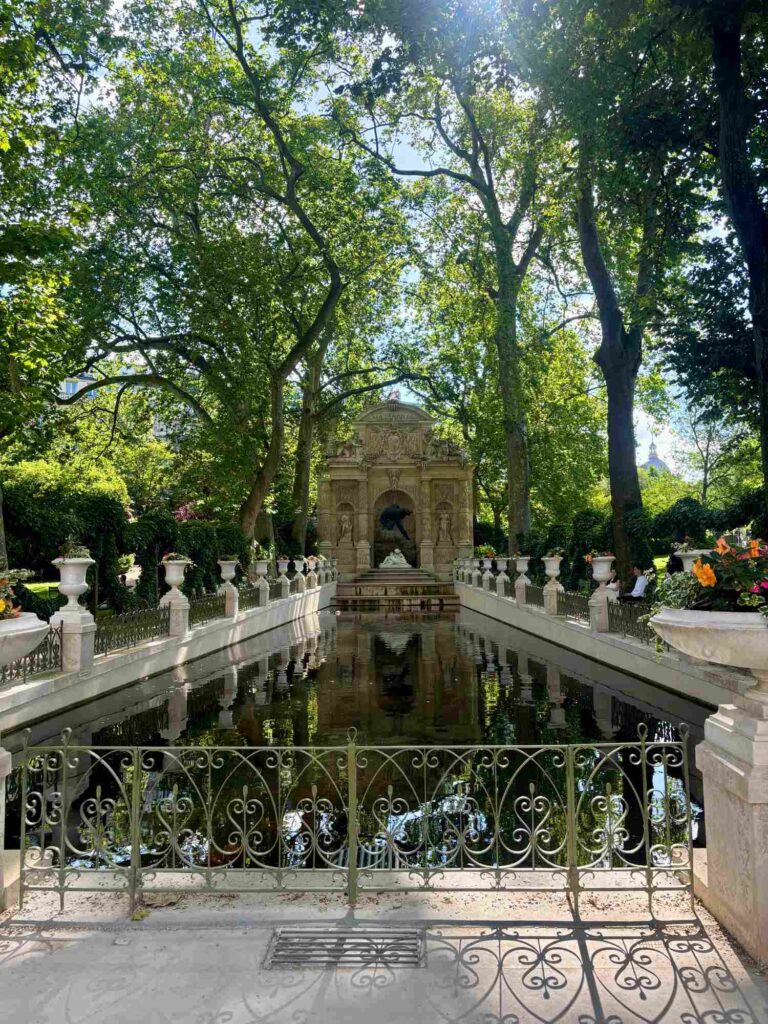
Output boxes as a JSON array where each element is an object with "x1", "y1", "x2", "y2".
[
  {"x1": 0, "y1": 479, "x2": 7, "y2": 572},
  {"x1": 576, "y1": 154, "x2": 643, "y2": 582},
  {"x1": 711, "y1": 7, "x2": 768, "y2": 525},
  {"x1": 601, "y1": 349, "x2": 643, "y2": 581},
  {"x1": 239, "y1": 375, "x2": 285, "y2": 539},
  {"x1": 495, "y1": 259, "x2": 531, "y2": 543},
  {"x1": 290, "y1": 377, "x2": 316, "y2": 553}
]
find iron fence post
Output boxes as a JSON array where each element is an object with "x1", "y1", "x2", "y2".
[
  {"x1": 638, "y1": 724, "x2": 653, "y2": 916},
  {"x1": 680, "y1": 724, "x2": 695, "y2": 915},
  {"x1": 346, "y1": 729, "x2": 358, "y2": 904},
  {"x1": 129, "y1": 746, "x2": 142, "y2": 914},
  {"x1": 565, "y1": 745, "x2": 580, "y2": 916}
]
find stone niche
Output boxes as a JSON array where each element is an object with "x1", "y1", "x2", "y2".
[{"x1": 317, "y1": 396, "x2": 474, "y2": 579}]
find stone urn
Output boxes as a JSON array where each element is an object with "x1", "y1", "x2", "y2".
[
  {"x1": 52, "y1": 556, "x2": 95, "y2": 611},
  {"x1": 675, "y1": 549, "x2": 711, "y2": 573},
  {"x1": 307, "y1": 556, "x2": 318, "y2": 571},
  {"x1": 217, "y1": 559, "x2": 238, "y2": 585},
  {"x1": 590, "y1": 556, "x2": 614, "y2": 585},
  {"x1": 514, "y1": 556, "x2": 530, "y2": 579},
  {"x1": 161, "y1": 559, "x2": 189, "y2": 593},
  {"x1": 253, "y1": 559, "x2": 269, "y2": 579},
  {"x1": 0, "y1": 613, "x2": 50, "y2": 669},
  {"x1": 295, "y1": 557, "x2": 307, "y2": 574},
  {"x1": 496, "y1": 557, "x2": 509, "y2": 574},
  {"x1": 542, "y1": 555, "x2": 563, "y2": 581},
  {"x1": 482, "y1": 557, "x2": 493, "y2": 571},
  {"x1": 650, "y1": 608, "x2": 768, "y2": 700},
  {"x1": 276, "y1": 558, "x2": 290, "y2": 576}
]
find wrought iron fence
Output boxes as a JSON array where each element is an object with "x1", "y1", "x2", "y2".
[
  {"x1": 94, "y1": 605, "x2": 171, "y2": 657},
  {"x1": 16, "y1": 725, "x2": 694, "y2": 913},
  {"x1": 607, "y1": 601, "x2": 666, "y2": 649},
  {"x1": 556, "y1": 590, "x2": 591, "y2": 625},
  {"x1": 525, "y1": 584, "x2": 545, "y2": 609},
  {"x1": 269, "y1": 579, "x2": 283, "y2": 601},
  {"x1": 0, "y1": 624, "x2": 62, "y2": 685},
  {"x1": 290, "y1": 576, "x2": 302, "y2": 595},
  {"x1": 239, "y1": 584, "x2": 262, "y2": 611},
  {"x1": 188, "y1": 591, "x2": 227, "y2": 626}
]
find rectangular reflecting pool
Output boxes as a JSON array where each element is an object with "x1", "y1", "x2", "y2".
[{"x1": 3, "y1": 608, "x2": 707, "y2": 877}]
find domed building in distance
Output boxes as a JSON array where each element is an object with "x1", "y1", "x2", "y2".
[{"x1": 641, "y1": 440, "x2": 671, "y2": 474}]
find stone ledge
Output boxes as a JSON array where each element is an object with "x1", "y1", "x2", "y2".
[
  {"x1": 457, "y1": 583, "x2": 750, "y2": 709},
  {"x1": 0, "y1": 584, "x2": 335, "y2": 730}
]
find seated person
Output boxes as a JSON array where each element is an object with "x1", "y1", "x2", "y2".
[
  {"x1": 665, "y1": 549, "x2": 684, "y2": 578},
  {"x1": 618, "y1": 566, "x2": 650, "y2": 603},
  {"x1": 605, "y1": 569, "x2": 620, "y2": 602}
]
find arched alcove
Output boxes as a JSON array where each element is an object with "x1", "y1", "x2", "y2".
[{"x1": 373, "y1": 488, "x2": 418, "y2": 567}]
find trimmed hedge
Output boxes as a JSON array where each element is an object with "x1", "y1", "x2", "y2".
[{"x1": 128, "y1": 513, "x2": 250, "y2": 603}]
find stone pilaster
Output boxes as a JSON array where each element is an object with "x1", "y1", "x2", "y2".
[
  {"x1": 695, "y1": 690, "x2": 768, "y2": 963},
  {"x1": 50, "y1": 608, "x2": 97, "y2": 673},
  {"x1": 0, "y1": 741, "x2": 13, "y2": 908}
]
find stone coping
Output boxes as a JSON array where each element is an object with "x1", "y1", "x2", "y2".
[
  {"x1": 457, "y1": 582, "x2": 751, "y2": 710},
  {"x1": 0, "y1": 584, "x2": 335, "y2": 732}
]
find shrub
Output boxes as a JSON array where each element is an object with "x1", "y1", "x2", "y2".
[
  {"x1": 652, "y1": 497, "x2": 711, "y2": 549},
  {"x1": 2, "y1": 460, "x2": 131, "y2": 611}
]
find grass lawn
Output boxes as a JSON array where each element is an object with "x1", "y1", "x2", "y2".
[{"x1": 24, "y1": 581, "x2": 60, "y2": 595}]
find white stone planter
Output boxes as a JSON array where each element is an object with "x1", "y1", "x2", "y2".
[
  {"x1": 217, "y1": 560, "x2": 238, "y2": 585},
  {"x1": 0, "y1": 613, "x2": 50, "y2": 669},
  {"x1": 675, "y1": 549, "x2": 711, "y2": 573},
  {"x1": 482, "y1": 558, "x2": 493, "y2": 571},
  {"x1": 542, "y1": 556, "x2": 563, "y2": 581},
  {"x1": 162, "y1": 559, "x2": 190, "y2": 591},
  {"x1": 590, "y1": 555, "x2": 615, "y2": 584},
  {"x1": 52, "y1": 556, "x2": 95, "y2": 611},
  {"x1": 514, "y1": 556, "x2": 530, "y2": 578},
  {"x1": 276, "y1": 559, "x2": 290, "y2": 576},
  {"x1": 253, "y1": 559, "x2": 269, "y2": 579},
  {"x1": 496, "y1": 557, "x2": 509, "y2": 573},
  {"x1": 650, "y1": 607, "x2": 768, "y2": 698}
]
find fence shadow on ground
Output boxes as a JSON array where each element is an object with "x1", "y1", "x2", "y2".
[{"x1": 0, "y1": 915, "x2": 765, "y2": 1024}]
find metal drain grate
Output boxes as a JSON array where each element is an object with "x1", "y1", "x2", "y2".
[{"x1": 265, "y1": 928, "x2": 424, "y2": 969}]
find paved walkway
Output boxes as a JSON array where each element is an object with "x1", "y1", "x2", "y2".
[{"x1": 1, "y1": 892, "x2": 766, "y2": 1023}]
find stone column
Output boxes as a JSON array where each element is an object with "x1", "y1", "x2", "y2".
[
  {"x1": 419, "y1": 478, "x2": 435, "y2": 571},
  {"x1": 457, "y1": 474, "x2": 473, "y2": 557},
  {"x1": 50, "y1": 556, "x2": 98, "y2": 672},
  {"x1": 482, "y1": 559, "x2": 494, "y2": 590},
  {"x1": 317, "y1": 475, "x2": 332, "y2": 562},
  {"x1": 356, "y1": 477, "x2": 370, "y2": 571},
  {"x1": 495, "y1": 557, "x2": 509, "y2": 597},
  {"x1": 51, "y1": 606, "x2": 97, "y2": 673},
  {"x1": 158, "y1": 564, "x2": 190, "y2": 637},
  {"x1": 471, "y1": 560, "x2": 482, "y2": 588},
  {"x1": 589, "y1": 585, "x2": 609, "y2": 632},
  {"x1": 293, "y1": 558, "x2": 306, "y2": 594},
  {"x1": 514, "y1": 557, "x2": 531, "y2": 606},
  {"x1": 695, "y1": 689, "x2": 768, "y2": 962},
  {"x1": 218, "y1": 560, "x2": 239, "y2": 618},
  {"x1": 542, "y1": 557, "x2": 564, "y2": 615},
  {"x1": 0, "y1": 740, "x2": 13, "y2": 909}
]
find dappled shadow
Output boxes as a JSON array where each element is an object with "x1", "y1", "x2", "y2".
[{"x1": 0, "y1": 915, "x2": 765, "y2": 1023}]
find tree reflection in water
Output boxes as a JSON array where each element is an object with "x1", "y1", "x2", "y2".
[{"x1": 11, "y1": 615, "x2": 705, "y2": 906}]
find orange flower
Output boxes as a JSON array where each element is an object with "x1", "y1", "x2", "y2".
[
  {"x1": 715, "y1": 536, "x2": 731, "y2": 555},
  {"x1": 749, "y1": 539, "x2": 760, "y2": 557},
  {"x1": 584, "y1": 554, "x2": 593, "y2": 564},
  {"x1": 692, "y1": 559, "x2": 717, "y2": 587}
]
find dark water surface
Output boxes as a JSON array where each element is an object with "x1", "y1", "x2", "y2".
[{"x1": 3, "y1": 609, "x2": 706, "y2": 862}]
